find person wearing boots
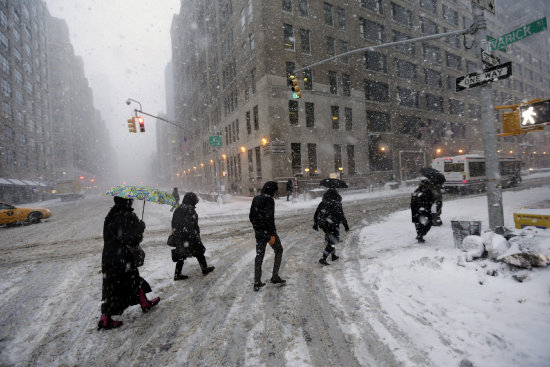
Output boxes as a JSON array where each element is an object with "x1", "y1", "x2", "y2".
[
  {"x1": 286, "y1": 179, "x2": 293, "y2": 201},
  {"x1": 249, "y1": 181, "x2": 286, "y2": 291},
  {"x1": 313, "y1": 188, "x2": 349, "y2": 265},
  {"x1": 411, "y1": 179, "x2": 436, "y2": 243},
  {"x1": 98, "y1": 196, "x2": 160, "y2": 330},
  {"x1": 171, "y1": 187, "x2": 180, "y2": 212},
  {"x1": 171, "y1": 192, "x2": 214, "y2": 280}
]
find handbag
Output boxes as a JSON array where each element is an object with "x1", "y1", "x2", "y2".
[
  {"x1": 127, "y1": 244, "x2": 145, "y2": 267},
  {"x1": 167, "y1": 233, "x2": 177, "y2": 247}
]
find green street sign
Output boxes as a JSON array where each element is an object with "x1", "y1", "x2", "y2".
[
  {"x1": 209, "y1": 135, "x2": 222, "y2": 147},
  {"x1": 488, "y1": 17, "x2": 547, "y2": 51}
]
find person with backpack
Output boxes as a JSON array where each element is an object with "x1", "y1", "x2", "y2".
[
  {"x1": 171, "y1": 192, "x2": 215, "y2": 280},
  {"x1": 410, "y1": 179, "x2": 436, "y2": 243},
  {"x1": 312, "y1": 188, "x2": 349, "y2": 265},
  {"x1": 249, "y1": 181, "x2": 286, "y2": 291}
]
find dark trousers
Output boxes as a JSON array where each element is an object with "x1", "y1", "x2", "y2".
[
  {"x1": 175, "y1": 253, "x2": 209, "y2": 274},
  {"x1": 322, "y1": 229, "x2": 339, "y2": 258},
  {"x1": 254, "y1": 234, "x2": 283, "y2": 283},
  {"x1": 415, "y1": 221, "x2": 432, "y2": 238}
]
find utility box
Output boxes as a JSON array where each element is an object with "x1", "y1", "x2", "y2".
[{"x1": 513, "y1": 208, "x2": 550, "y2": 229}]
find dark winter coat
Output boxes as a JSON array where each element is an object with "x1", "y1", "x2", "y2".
[
  {"x1": 410, "y1": 183, "x2": 435, "y2": 223},
  {"x1": 102, "y1": 197, "x2": 145, "y2": 274},
  {"x1": 313, "y1": 189, "x2": 349, "y2": 234},
  {"x1": 171, "y1": 192, "x2": 205, "y2": 255},
  {"x1": 286, "y1": 179, "x2": 292, "y2": 192},
  {"x1": 249, "y1": 181, "x2": 278, "y2": 242}
]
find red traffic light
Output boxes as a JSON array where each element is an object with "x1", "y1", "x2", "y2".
[{"x1": 135, "y1": 116, "x2": 145, "y2": 132}]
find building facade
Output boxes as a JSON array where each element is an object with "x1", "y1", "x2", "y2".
[{"x1": 171, "y1": 0, "x2": 550, "y2": 196}]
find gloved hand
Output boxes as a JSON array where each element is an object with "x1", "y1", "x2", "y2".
[
  {"x1": 344, "y1": 224, "x2": 350, "y2": 232},
  {"x1": 312, "y1": 224, "x2": 318, "y2": 231}
]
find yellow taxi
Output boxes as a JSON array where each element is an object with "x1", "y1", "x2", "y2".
[{"x1": 0, "y1": 201, "x2": 52, "y2": 226}]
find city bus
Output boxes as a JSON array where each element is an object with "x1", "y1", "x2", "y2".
[{"x1": 432, "y1": 154, "x2": 522, "y2": 193}]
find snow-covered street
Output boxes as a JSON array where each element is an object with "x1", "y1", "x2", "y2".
[{"x1": 1, "y1": 180, "x2": 549, "y2": 367}]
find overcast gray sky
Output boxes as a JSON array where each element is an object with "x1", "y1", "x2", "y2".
[{"x1": 45, "y1": 0, "x2": 180, "y2": 185}]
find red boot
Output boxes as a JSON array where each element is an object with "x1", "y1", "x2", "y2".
[
  {"x1": 139, "y1": 288, "x2": 160, "y2": 313},
  {"x1": 97, "y1": 314, "x2": 123, "y2": 330}
]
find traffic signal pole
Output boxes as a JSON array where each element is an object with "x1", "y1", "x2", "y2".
[{"x1": 473, "y1": 3, "x2": 504, "y2": 230}]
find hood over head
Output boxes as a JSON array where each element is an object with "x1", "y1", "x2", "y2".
[
  {"x1": 114, "y1": 196, "x2": 133, "y2": 208},
  {"x1": 261, "y1": 181, "x2": 278, "y2": 196},
  {"x1": 323, "y1": 188, "x2": 341, "y2": 202},
  {"x1": 182, "y1": 192, "x2": 199, "y2": 206}
]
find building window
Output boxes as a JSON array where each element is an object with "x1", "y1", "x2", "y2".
[
  {"x1": 361, "y1": 0, "x2": 383, "y2": 15},
  {"x1": 337, "y1": 7, "x2": 346, "y2": 29},
  {"x1": 300, "y1": 28, "x2": 311, "y2": 54},
  {"x1": 243, "y1": 77, "x2": 249, "y2": 99},
  {"x1": 420, "y1": 17, "x2": 438, "y2": 35},
  {"x1": 339, "y1": 40, "x2": 349, "y2": 64},
  {"x1": 248, "y1": 0, "x2": 253, "y2": 22},
  {"x1": 400, "y1": 115, "x2": 423, "y2": 138},
  {"x1": 329, "y1": 71, "x2": 338, "y2": 94},
  {"x1": 392, "y1": 30, "x2": 415, "y2": 55},
  {"x1": 443, "y1": 5, "x2": 458, "y2": 25},
  {"x1": 423, "y1": 43, "x2": 441, "y2": 64},
  {"x1": 286, "y1": 61, "x2": 296, "y2": 85},
  {"x1": 331, "y1": 106, "x2": 339, "y2": 129},
  {"x1": 444, "y1": 27, "x2": 460, "y2": 48},
  {"x1": 391, "y1": 2, "x2": 412, "y2": 27},
  {"x1": 246, "y1": 110, "x2": 251, "y2": 134},
  {"x1": 304, "y1": 68, "x2": 313, "y2": 90},
  {"x1": 426, "y1": 94, "x2": 444, "y2": 112},
  {"x1": 364, "y1": 51, "x2": 387, "y2": 73},
  {"x1": 449, "y1": 98, "x2": 464, "y2": 116},
  {"x1": 242, "y1": 42, "x2": 248, "y2": 64},
  {"x1": 298, "y1": 0, "x2": 309, "y2": 17},
  {"x1": 466, "y1": 60, "x2": 477, "y2": 73},
  {"x1": 469, "y1": 104, "x2": 481, "y2": 119},
  {"x1": 347, "y1": 145, "x2": 356, "y2": 174},
  {"x1": 0, "y1": 31, "x2": 8, "y2": 51},
  {"x1": 451, "y1": 122, "x2": 466, "y2": 138},
  {"x1": 364, "y1": 80, "x2": 389, "y2": 102},
  {"x1": 334, "y1": 144, "x2": 342, "y2": 172},
  {"x1": 367, "y1": 110, "x2": 390, "y2": 132},
  {"x1": 248, "y1": 149, "x2": 254, "y2": 177},
  {"x1": 291, "y1": 143, "x2": 301, "y2": 174},
  {"x1": 395, "y1": 59, "x2": 417, "y2": 81},
  {"x1": 424, "y1": 68, "x2": 442, "y2": 88},
  {"x1": 283, "y1": 24, "x2": 295, "y2": 50},
  {"x1": 289, "y1": 100, "x2": 299, "y2": 126},
  {"x1": 251, "y1": 68, "x2": 256, "y2": 94},
  {"x1": 326, "y1": 36, "x2": 335, "y2": 57},
  {"x1": 342, "y1": 74, "x2": 351, "y2": 96},
  {"x1": 446, "y1": 52, "x2": 461, "y2": 70},
  {"x1": 324, "y1": 3, "x2": 333, "y2": 26},
  {"x1": 397, "y1": 87, "x2": 418, "y2": 107},
  {"x1": 420, "y1": 0, "x2": 437, "y2": 14},
  {"x1": 305, "y1": 102, "x2": 315, "y2": 127},
  {"x1": 255, "y1": 146, "x2": 262, "y2": 178},
  {"x1": 253, "y1": 105, "x2": 259, "y2": 130},
  {"x1": 360, "y1": 18, "x2": 385, "y2": 42},
  {"x1": 308, "y1": 143, "x2": 317, "y2": 171},
  {"x1": 345, "y1": 107, "x2": 352, "y2": 131},
  {"x1": 240, "y1": 8, "x2": 246, "y2": 32},
  {"x1": 249, "y1": 33, "x2": 255, "y2": 59},
  {"x1": 282, "y1": 0, "x2": 292, "y2": 12}
]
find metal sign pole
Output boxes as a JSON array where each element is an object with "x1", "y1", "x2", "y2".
[{"x1": 473, "y1": 3, "x2": 504, "y2": 230}]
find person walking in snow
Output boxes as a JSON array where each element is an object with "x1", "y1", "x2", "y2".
[
  {"x1": 249, "y1": 181, "x2": 286, "y2": 291},
  {"x1": 171, "y1": 192, "x2": 214, "y2": 280},
  {"x1": 170, "y1": 187, "x2": 180, "y2": 212},
  {"x1": 286, "y1": 179, "x2": 293, "y2": 201},
  {"x1": 410, "y1": 179, "x2": 435, "y2": 243},
  {"x1": 98, "y1": 196, "x2": 160, "y2": 330},
  {"x1": 313, "y1": 188, "x2": 349, "y2": 265},
  {"x1": 428, "y1": 181, "x2": 443, "y2": 226}
]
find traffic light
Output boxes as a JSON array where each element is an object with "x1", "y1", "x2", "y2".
[
  {"x1": 289, "y1": 75, "x2": 301, "y2": 99},
  {"x1": 519, "y1": 99, "x2": 550, "y2": 127},
  {"x1": 136, "y1": 116, "x2": 145, "y2": 132},
  {"x1": 128, "y1": 118, "x2": 137, "y2": 133}
]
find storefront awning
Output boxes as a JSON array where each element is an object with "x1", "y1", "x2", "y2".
[
  {"x1": 0, "y1": 178, "x2": 13, "y2": 185},
  {"x1": 22, "y1": 180, "x2": 38, "y2": 186},
  {"x1": 7, "y1": 179, "x2": 27, "y2": 186}
]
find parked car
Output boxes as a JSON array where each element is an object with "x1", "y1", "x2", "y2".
[{"x1": 0, "y1": 201, "x2": 52, "y2": 226}]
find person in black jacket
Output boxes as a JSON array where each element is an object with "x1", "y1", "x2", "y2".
[
  {"x1": 170, "y1": 187, "x2": 180, "y2": 212},
  {"x1": 171, "y1": 192, "x2": 214, "y2": 280},
  {"x1": 249, "y1": 181, "x2": 286, "y2": 291},
  {"x1": 411, "y1": 180, "x2": 436, "y2": 243},
  {"x1": 98, "y1": 196, "x2": 160, "y2": 330},
  {"x1": 313, "y1": 188, "x2": 349, "y2": 265},
  {"x1": 286, "y1": 179, "x2": 292, "y2": 201}
]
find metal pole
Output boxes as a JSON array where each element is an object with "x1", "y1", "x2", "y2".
[
  {"x1": 399, "y1": 151, "x2": 403, "y2": 183},
  {"x1": 473, "y1": 3, "x2": 504, "y2": 230},
  {"x1": 215, "y1": 150, "x2": 222, "y2": 206}
]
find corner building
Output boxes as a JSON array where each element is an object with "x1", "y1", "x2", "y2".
[{"x1": 171, "y1": 0, "x2": 550, "y2": 195}]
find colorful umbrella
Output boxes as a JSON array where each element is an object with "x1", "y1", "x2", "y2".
[{"x1": 105, "y1": 185, "x2": 177, "y2": 219}]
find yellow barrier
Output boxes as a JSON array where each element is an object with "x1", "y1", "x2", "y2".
[{"x1": 513, "y1": 208, "x2": 550, "y2": 229}]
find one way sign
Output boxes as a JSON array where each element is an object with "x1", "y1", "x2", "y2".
[{"x1": 456, "y1": 62, "x2": 512, "y2": 91}]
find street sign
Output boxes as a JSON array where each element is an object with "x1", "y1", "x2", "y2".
[
  {"x1": 456, "y1": 62, "x2": 512, "y2": 91},
  {"x1": 264, "y1": 141, "x2": 286, "y2": 154},
  {"x1": 472, "y1": 0, "x2": 495, "y2": 14},
  {"x1": 209, "y1": 135, "x2": 222, "y2": 147},
  {"x1": 488, "y1": 17, "x2": 547, "y2": 51},
  {"x1": 481, "y1": 50, "x2": 500, "y2": 68}
]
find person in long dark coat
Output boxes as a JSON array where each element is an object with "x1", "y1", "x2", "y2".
[
  {"x1": 171, "y1": 192, "x2": 214, "y2": 280},
  {"x1": 410, "y1": 180, "x2": 436, "y2": 243},
  {"x1": 286, "y1": 179, "x2": 293, "y2": 201},
  {"x1": 98, "y1": 196, "x2": 160, "y2": 330},
  {"x1": 428, "y1": 181, "x2": 443, "y2": 226},
  {"x1": 313, "y1": 188, "x2": 349, "y2": 265},
  {"x1": 170, "y1": 187, "x2": 180, "y2": 212},
  {"x1": 249, "y1": 181, "x2": 286, "y2": 291}
]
